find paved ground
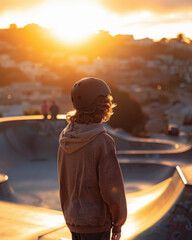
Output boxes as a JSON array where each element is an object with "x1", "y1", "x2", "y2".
[{"x1": 0, "y1": 116, "x2": 192, "y2": 240}]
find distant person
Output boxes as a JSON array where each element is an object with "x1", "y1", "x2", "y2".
[
  {"x1": 58, "y1": 77, "x2": 127, "y2": 240},
  {"x1": 41, "y1": 100, "x2": 49, "y2": 120},
  {"x1": 50, "y1": 99, "x2": 59, "y2": 120}
]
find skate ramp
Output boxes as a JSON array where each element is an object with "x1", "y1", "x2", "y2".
[
  {"x1": 0, "y1": 115, "x2": 184, "y2": 207},
  {"x1": 0, "y1": 173, "x2": 17, "y2": 202},
  {"x1": 104, "y1": 123, "x2": 192, "y2": 165},
  {"x1": 120, "y1": 162, "x2": 175, "y2": 192},
  {"x1": 103, "y1": 123, "x2": 192, "y2": 155},
  {"x1": 0, "y1": 116, "x2": 192, "y2": 240},
  {"x1": 121, "y1": 165, "x2": 192, "y2": 240},
  {"x1": 1, "y1": 116, "x2": 191, "y2": 169},
  {"x1": 36, "y1": 165, "x2": 192, "y2": 240},
  {"x1": 0, "y1": 164, "x2": 192, "y2": 240},
  {"x1": 0, "y1": 201, "x2": 65, "y2": 240},
  {"x1": 0, "y1": 116, "x2": 67, "y2": 208},
  {"x1": 0, "y1": 117, "x2": 67, "y2": 166}
]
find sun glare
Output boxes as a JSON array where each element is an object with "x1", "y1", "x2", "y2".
[
  {"x1": 0, "y1": 0, "x2": 192, "y2": 43},
  {"x1": 32, "y1": 1, "x2": 109, "y2": 44},
  {"x1": 50, "y1": 5, "x2": 95, "y2": 44}
]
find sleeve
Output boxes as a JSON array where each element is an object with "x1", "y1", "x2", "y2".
[
  {"x1": 98, "y1": 137, "x2": 127, "y2": 233},
  {"x1": 57, "y1": 145, "x2": 62, "y2": 181}
]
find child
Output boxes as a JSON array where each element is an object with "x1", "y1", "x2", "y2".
[{"x1": 58, "y1": 77, "x2": 127, "y2": 240}]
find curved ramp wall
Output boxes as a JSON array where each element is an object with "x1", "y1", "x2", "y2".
[
  {"x1": 1, "y1": 116, "x2": 190, "y2": 167},
  {"x1": 0, "y1": 117, "x2": 67, "y2": 172},
  {"x1": 124, "y1": 165, "x2": 192, "y2": 240},
  {"x1": 0, "y1": 173, "x2": 17, "y2": 202},
  {"x1": 0, "y1": 116, "x2": 192, "y2": 239}
]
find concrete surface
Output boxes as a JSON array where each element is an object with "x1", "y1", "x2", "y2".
[
  {"x1": 0, "y1": 201, "x2": 65, "y2": 240},
  {"x1": 0, "y1": 115, "x2": 192, "y2": 240}
]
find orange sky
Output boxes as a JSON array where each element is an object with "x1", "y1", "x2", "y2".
[{"x1": 0, "y1": 0, "x2": 192, "y2": 43}]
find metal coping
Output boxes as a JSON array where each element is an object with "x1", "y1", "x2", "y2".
[
  {"x1": 0, "y1": 114, "x2": 66, "y2": 123},
  {"x1": 176, "y1": 165, "x2": 188, "y2": 185},
  {"x1": 0, "y1": 174, "x2": 8, "y2": 183}
]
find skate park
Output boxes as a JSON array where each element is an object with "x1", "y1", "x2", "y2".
[{"x1": 0, "y1": 115, "x2": 192, "y2": 240}]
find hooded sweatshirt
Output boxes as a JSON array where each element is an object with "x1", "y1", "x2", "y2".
[{"x1": 57, "y1": 122, "x2": 127, "y2": 234}]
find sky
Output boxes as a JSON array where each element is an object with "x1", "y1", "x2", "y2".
[{"x1": 0, "y1": 0, "x2": 192, "y2": 43}]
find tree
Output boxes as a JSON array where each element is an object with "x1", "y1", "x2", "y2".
[
  {"x1": 9, "y1": 23, "x2": 18, "y2": 30},
  {"x1": 109, "y1": 86, "x2": 149, "y2": 135},
  {"x1": 0, "y1": 66, "x2": 29, "y2": 86},
  {"x1": 158, "y1": 37, "x2": 168, "y2": 44},
  {"x1": 176, "y1": 33, "x2": 185, "y2": 43}
]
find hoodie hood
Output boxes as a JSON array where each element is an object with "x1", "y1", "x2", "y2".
[{"x1": 59, "y1": 123, "x2": 106, "y2": 154}]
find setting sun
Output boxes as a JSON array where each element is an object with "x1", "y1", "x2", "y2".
[
  {"x1": 0, "y1": 0, "x2": 192, "y2": 43},
  {"x1": 30, "y1": 1, "x2": 110, "y2": 44}
]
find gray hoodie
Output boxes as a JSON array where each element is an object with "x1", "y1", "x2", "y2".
[
  {"x1": 59, "y1": 123, "x2": 106, "y2": 154},
  {"x1": 58, "y1": 122, "x2": 127, "y2": 234}
]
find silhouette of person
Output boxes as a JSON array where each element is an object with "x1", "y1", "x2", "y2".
[
  {"x1": 50, "y1": 99, "x2": 59, "y2": 120},
  {"x1": 41, "y1": 100, "x2": 50, "y2": 120}
]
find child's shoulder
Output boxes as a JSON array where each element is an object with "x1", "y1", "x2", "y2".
[
  {"x1": 93, "y1": 132, "x2": 116, "y2": 156},
  {"x1": 96, "y1": 131, "x2": 115, "y2": 146}
]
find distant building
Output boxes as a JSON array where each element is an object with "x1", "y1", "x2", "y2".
[
  {"x1": 115, "y1": 34, "x2": 134, "y2": 43},
  {"x1": 1, "y1": 81, "x2": 62, "y2": 103},
  {"x1": 168, "y1": 39, "x2": 187, "y2": 49},
  {"x1": 165, "y1": 103, "x2": 192, "y2": 126},
  {"x1": 77, "y1": 57, "x2": 119, "y2": 75},
  {"x1": 0, "y1": 104, "x2": 26, "y2": 117},
  {"x1": 133, "y1": 38, "x2": 154, "y2": 45},
  {"x1": 121, "y1": 85, "x2": 165, "y2": 103},
  {"x1": 0, "y1": 54, "x2": 59, "y2": 81},
  {"x1": 0, "y1": 81, "x2": 72, "y2": 117}
]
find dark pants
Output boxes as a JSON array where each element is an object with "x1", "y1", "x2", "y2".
[
  {"x1": 51, "y1": 114, "x2": 57, "y2": 120},
  {"x1": 71, "y1": 230, "x2": 110, "y2": 240},
  {"x1": 43, "y1": 114, "x2": 48, "y2": 120}
]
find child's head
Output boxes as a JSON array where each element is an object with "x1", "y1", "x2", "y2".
[{"x1": 67, "y1": 77, "x2": 115, "y2": 124}]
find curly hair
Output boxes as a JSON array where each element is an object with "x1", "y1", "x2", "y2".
[{"x1": 66, "y1": 95, "x2": 116, "y2": 124}]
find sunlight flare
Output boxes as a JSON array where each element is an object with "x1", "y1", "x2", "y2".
[
  {"x1": 0, "y1": 0, "x2": 192, "y2": 42},
  {"x1": 33, "y1": 1, "x2": 110, "y2": 44}
]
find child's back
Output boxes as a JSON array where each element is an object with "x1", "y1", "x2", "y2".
[{"x1": 58, "y1": 78, "x2": 127, "y2": 240}]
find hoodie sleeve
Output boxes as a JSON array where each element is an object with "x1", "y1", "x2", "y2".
[{"x1": 98, "y1": 135, "x2": 127, "y2": 233}]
